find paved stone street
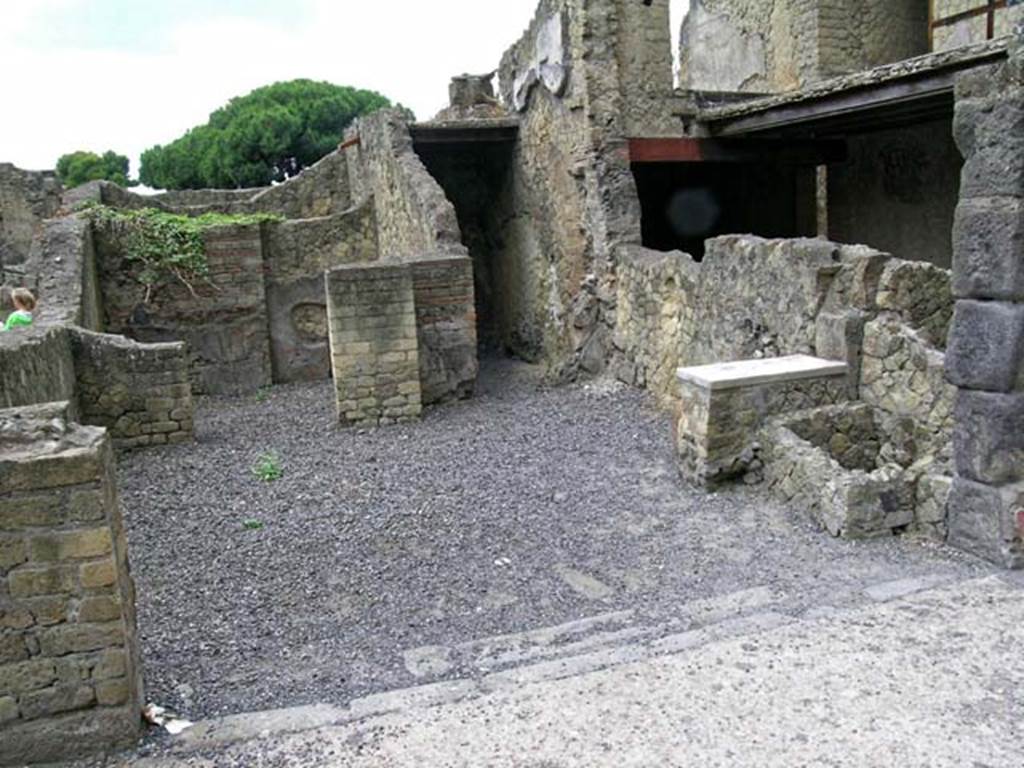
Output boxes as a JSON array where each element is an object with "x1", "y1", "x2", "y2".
[{"x1": 88, "y1": 358, "x2": 1013, "y2": 765}]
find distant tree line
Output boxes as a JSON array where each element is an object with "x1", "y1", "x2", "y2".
[
  {"x1": 139, "y1": 80, "x2": 404, "y2": 190},
  {"x1": 54, "y1": 79, "x2": 408, "y2": 191}
]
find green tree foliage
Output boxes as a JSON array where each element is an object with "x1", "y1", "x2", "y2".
[
  {"x1": 56, "y1": 150, "x2": 133, "y2": 188},
  {"x1": 139, "y1": 79, "x2": 400, "y2": 190}
]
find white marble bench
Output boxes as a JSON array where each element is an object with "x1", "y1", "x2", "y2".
[{"x1": 675, "y1": 355, "x2": 849, "y2": 488}]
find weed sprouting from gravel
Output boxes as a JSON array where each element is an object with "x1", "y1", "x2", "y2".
[{"x1": 251, "y1": 452, "x2": 283, "y2": 482}]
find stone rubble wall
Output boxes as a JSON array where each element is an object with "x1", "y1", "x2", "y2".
[
  {"x1": 495, "y1": 0, "x2": 647, "y2": 375},
  {"x1": 679, "y1": 0, "x2": 929, "y2": 93},
  {"x1": 764, "y1": 403, "x2": 919, "y2": 539},
  {"x1": 0, "y1": 403, "x2": 142, "y2": 765},
  {"x1": 347, "y1": 110, "x2": 465, "y2": 261},
  {"x1": 70, "y1": 330, "x2": 193, "y2": 450},
  {"x1": 0, "y1": 328, "x2": 76, "y2": 414},
  {"x1": 945, "y1": 51, "x2": 1024, "y2": 569},
  {"x1": 95, "y1": 223, "x2": 272, "y2": 396},
  {"x1": 0, "y1": 165, "x2": 62, "y2": 283},
  {"x1": 0, "y1": 326, "x2": 195, "y2": 452},
  {"x1": 326, "y1": 263, "x2": 422, "y2": 427},
  {"x1": 263, "y1": 201, "x2": 378, "y2": 383},
  {"x1": 66, "y1": 149, "x2": 354, "y2": 221},
  {"x1": 611, "y1": 246, "x2": 700, "y2": 408},
  {"x1": 411, "y1": 257, "x2": 478, "y2": 405}
]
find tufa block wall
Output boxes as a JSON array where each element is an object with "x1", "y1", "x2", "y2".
[
  {"x1": 0, "y1": 403, "x2": 142, "y2": 765},
  {"x1": 326, "y1": 264, "x2": 422, "y2": 427},
  {"x1": 71, "y1": 330, "x2": 193, "y2": 450}
]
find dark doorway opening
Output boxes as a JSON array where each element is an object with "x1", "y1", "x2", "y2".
[{"x1": 413, "y1": 128, "x2": 516, "y2": 353}]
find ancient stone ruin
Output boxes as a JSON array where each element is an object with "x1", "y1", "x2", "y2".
[{"x1": 1, "y1": 0, "x2": 1023, "y2": 762}]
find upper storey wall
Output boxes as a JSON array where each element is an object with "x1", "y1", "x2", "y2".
[
  {"x1": 0, "y1": 165, "x2": 62, "y2": 281},
  {"x1": 679, "y1": 0, "x2": 930, "y2": 93}
]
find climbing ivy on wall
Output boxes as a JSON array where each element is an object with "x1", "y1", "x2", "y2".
[{"x1": 81, "y1": 204, "x2": 281, "y2": 303}]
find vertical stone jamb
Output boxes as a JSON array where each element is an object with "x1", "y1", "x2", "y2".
[{"x1": 945, "y1": 37, "x2": 1024, "y2": 568}]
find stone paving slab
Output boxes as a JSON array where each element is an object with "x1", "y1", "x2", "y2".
[{"x1": 99, "y1": 574, "x2": 1023, "y2": 767}]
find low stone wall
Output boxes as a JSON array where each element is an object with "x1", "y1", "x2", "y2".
[
  {"x1": 326, "y1": 264, "x2": 422, "y2": 426},
  {"x1": 675, "y1": 356, "x2": 849, "y2": 487},
  {"x1": 0, "y1": 402, "x2": 142, "y2": 765},
  {"x1": 71, "y1": 330, "x2": 193, "y2": 450},
  {"x1": 263, "y1": 202, "x2": 378, "y2": 383},
  {"x1": 764, "y1": 403, "x2": 917, "y2": 539},
  {"x1": 411, "y1": 257, "x2": 478, "y2": 404},
  {"x1": 0, "y1": 327, "x2": 76, "y2": 414}
]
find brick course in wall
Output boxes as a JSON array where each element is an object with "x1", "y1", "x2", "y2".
[
  {"x1": 0, "y1": 402, "x2": 142, "y2": 765},
  {"x1": 326, "y1": 264, "x2": 422, "y2": 427}
]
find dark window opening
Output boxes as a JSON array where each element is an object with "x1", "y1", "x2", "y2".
[{"x1": 631, "y1": 162, "x2": 818, "y2": 261}]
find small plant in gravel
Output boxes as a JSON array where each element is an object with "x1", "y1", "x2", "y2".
[
  {"x1": 254, "y1": 387, "x2": 272, "y2": 403},
  {"x1": 242, "y1": 519, "x2": 265, "y2": 531},
  {"x1": 251, "y1": 452, "x2": 283, "y2": 482}
]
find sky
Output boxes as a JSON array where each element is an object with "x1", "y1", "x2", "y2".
[{"x1": 1, "y1": 0, "x2": 690, "y2": 177}]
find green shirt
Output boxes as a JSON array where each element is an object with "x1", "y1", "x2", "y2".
[{"x1": 2, "y1": 310, "x2": 33, "y2": 331}]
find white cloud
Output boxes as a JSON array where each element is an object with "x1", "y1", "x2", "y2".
[{"x1": 0, "y1": 0, "x2": 689, "y2": 176}]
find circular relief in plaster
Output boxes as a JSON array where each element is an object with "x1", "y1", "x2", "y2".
[{"x1": 291, "y1": 303, "x2": 328, "y2": 343}]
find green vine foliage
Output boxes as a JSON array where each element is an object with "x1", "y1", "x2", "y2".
[{"x1": 81, "y1": 204, "x2": 281, "y2": 303}]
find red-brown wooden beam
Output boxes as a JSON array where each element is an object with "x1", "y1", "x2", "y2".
[{"x1": 628, "y1": 138, "x2": 847, "y2": 165}]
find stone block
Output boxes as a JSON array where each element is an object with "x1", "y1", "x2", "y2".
[
  {"x1": 947, "y1": 477, "x2": 1024, "y2": 569},
  {"x1": 946, "y1": 301, "x2": 1024, "y2": 392},
  {"x1": 29, "y1": 527, "x2": 112, "y2": 562},
  {"x1": 95, "y1": 678, "x2": 129, "y2": 706},
  {"x1": 0, "y1": 634, "x2": 30, "y2": 664},
  {"x1": 0, "y1": 535, "x2": 28, "y2": 571},
  {"x1": 18, "y1": 684, "x2": 95, "y2": 720},
  {"x1": 38, "y1": 622, "x2": 124, "y2": 656},
  {"x1": 954, "y1": 391, "x2": 1024, "y2": 485},
  {"x1": 8, "y1": 565, "x2": 76, "y2": 598},
  {"x1": 92, "y1": 649, "x2": 126, "y2": 681},
  {"x1": 66, "y1": 489, "x2": 107, "y2": 523},
  {"x1": 77, "y1": 595, "x2": 122, "y2": 623},
  {"x1": 22, "y1": 596, "x2": 69, "y2": 625},
  {"x1": 954, "y1": 94, "x2": 1024, "y2": 199},
  {"x1": 953, "y1": 197, "x2": 1024, "y2": 302},
  {"x1": 79, "y1": 559, "x2": 116, "y2": 589},
  {"x1": 0, "y1": 659, "x2": 56, "y2": 695},
  {"x1": 0, "y1": 696, "x2": 17, "y2": 723}
]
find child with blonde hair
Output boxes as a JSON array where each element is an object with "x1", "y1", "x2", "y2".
[{"x1": 2, "y1": 288, "x2": 37, "y2": 331}]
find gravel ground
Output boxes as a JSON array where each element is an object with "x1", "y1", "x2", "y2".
[{"x1": 117, "y1": 357, "x2": 993, "y2": 723}]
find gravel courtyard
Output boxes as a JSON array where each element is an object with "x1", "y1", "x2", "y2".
[{"x1": 117, "y1": 358, "x2": 993, "y2": 722}]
